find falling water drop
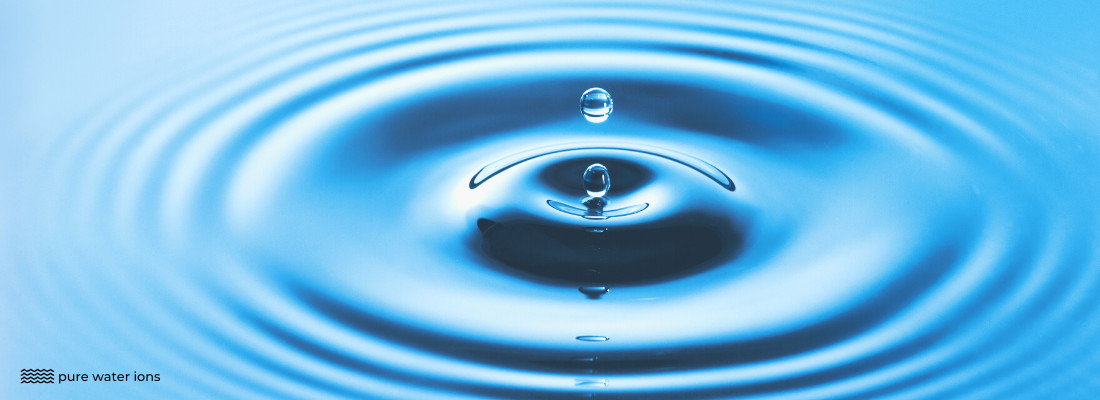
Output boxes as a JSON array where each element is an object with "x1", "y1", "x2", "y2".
[
  {"x1": 583, "y1": 163, "x2": 610, "y2": 198},
  {"x1": 580, "y1": 87, "x2": 613, "y2": 123}
]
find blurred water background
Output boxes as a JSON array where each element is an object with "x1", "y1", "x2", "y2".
[{"x1": 3, "y1": 1, "x2": 1100, "y2": 399}]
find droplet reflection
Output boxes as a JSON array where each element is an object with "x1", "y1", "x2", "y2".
[
  {"x1": 579, "y1": 286, "x2": 610, "y2": 299},
  {"x1": 576, "y1": 335, "x2": 610, "y2": 342}
]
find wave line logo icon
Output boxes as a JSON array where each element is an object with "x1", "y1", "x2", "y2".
[{"x1": 21, "y1": 369, "x2": 54, "y2": 384}]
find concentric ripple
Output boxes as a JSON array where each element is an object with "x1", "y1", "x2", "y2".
[{"x1": 6, "y1": 1, "x2": 1100, "y2": 399}]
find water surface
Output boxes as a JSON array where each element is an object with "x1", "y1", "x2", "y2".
[{"x1": 3, "y1": 1, "x2": 1100, "y2": 399}]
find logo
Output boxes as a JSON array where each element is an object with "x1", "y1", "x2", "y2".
[{"x1": 21, "y1": 369, "x2": 55, "y2": 384}]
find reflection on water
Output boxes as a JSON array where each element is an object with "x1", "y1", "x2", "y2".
[{"x1": 3, "y1": 0, "x2": 1100, "y2": 399}]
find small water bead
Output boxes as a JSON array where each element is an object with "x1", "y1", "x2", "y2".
[
  {"x1": 583, "y1": 163, "x2": 610, "y2": 198},
  {"x1": 580, "y1": 87, "x2": 613, "y2": 123}
]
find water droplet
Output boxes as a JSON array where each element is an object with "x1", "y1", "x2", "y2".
[
  {"x1": 572, "y1": 356, "x2": 599, "y2": 362},
  {"x1": 583, "y1": 163, "x2": 610, "y2": 197},
  {"x1": 579, "y1": 286, "x2": 610, "y2": 299},
  {"x1": 576, "y1": 335, "x2": 610, "y2": 342},
  {"x1": 584, "y1": 227, "x2": 606, "y2": 233},
  {"x1": 580, "y1": 87, "x2": 613, "y2": 123}
]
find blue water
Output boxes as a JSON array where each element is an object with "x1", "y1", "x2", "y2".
[{"x1": 3, "y1": 1, "x2": 1100, "y2": 399}]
